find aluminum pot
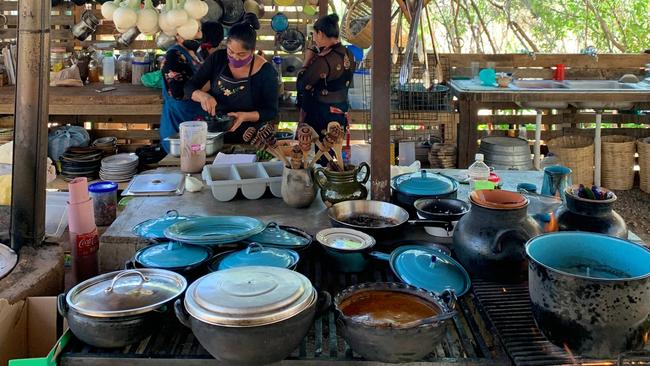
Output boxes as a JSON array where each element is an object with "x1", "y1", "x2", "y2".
[
  {"x1": 527, "y1": 232, "x2": 650, "y2": 358},
  {"x1": 335, "y1": 282, "x2": 457, "y2": 363},
  {"x1": 175, "y1": 266, "x2": 330, "y2": 366},
  {"x1": 58, "y1": 269, "x2": 187, "y2": 348}
]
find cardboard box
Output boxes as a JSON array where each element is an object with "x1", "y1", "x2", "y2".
[{"x1": 0, "y1": 297, "x2": 67, "y2": 366}]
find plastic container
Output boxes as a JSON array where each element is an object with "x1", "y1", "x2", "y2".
[
  {"x1": 180, "y1": 121, "x2": 208, "y2": 173},
  {"x1": 102, "y1": 51, "x2": 115, "y2": 85},
  {"x1": 116, "y1": 52, "x2": 132, "y2": 83},
  {"x1": 468, "y1": 153, "x2": 491, "y2": 192},
  {"x1": 131, "y1": 51, "x2": 151, "y2": 85},
  {"x1": 88, "y1": 181, "x2": 118, "y2": 226},
  {"x1": 202, "y1": 162, "x2": 284, "y2": 202}
]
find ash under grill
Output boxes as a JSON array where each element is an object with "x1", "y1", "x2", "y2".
[
  {"x1": 60, "y1": 256, "x2": 508, "y2": 365},
  {"x1": 472, "y1": 279, "x2": 650, "y2": 366}
]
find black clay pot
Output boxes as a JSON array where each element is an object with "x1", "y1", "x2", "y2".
[
  {"x1": 453, "y1": 190, "x2": 542, "y2": 283},
  {"x1": 555, "y1": 186, "x2": 627, "y2": 238},
  {"x1": 58, "y1": 294, "x2": 165, "y2": 348},
  {"x1": 527, "y1": 232, "x2": 650, "y2": 358}
]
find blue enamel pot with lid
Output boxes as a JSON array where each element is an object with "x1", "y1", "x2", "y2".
[
  {"x1": 391, "y1": 170, "x2": 458, "y2": 211},
  {"x1": 129, "y1": 241, "x2": 213, "y2": 279},
  {"x1": 207, "y1": 243, "x2": 300, "y2": 271},
  {"x1": 526, "y1": 232, "x2": 650, "y2": 358}
]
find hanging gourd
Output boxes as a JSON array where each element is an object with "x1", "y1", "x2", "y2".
[{"x1": 137, "y1": 0, "x2": 160, "y2": 35}]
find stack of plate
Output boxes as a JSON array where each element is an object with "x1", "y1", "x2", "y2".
[
  {"x1": 59, "y1": 147, "x2": 103, "y2": 181},
  {"x1": 92, "y1": 137, "x2": 118, "y2": 157},
  {"x1": 99, "y1": 153, "x2": 139, "y2": 182},
  {"x1": 164, "y1": 216, "x2": 266, "y2": 245},
  {"x1": 428, "y1": 143, "x2": 457, "y2": 169}
]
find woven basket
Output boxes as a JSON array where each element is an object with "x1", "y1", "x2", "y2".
[
  {"x1": 601, "y1": 135, "x2": 636, "y2": 190},
  {"x1": 546, "y1": 135, "x2": 594, "y2": 186},
  {"x1": 638, "y1": 137, "x2": 650, "y2": 193},
  {"x1": 340, "y1": 0, "x2": 372, "y2": 49}
]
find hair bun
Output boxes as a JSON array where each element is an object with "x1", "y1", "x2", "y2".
[
  {"x1": 327, "y1": 13, "x2": 339, "y2": 23},
  {"x1": 241, "y1": 12, "x2": 261, "y2": 30}
]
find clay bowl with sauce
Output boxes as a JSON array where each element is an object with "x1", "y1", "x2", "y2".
[{"x1": 334, "y1": 282, "x2": 457, "y2": 363}]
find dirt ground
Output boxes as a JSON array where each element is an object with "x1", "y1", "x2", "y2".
[{"x1": 612, "y1": 188, "x2": 650, "y2": 243}]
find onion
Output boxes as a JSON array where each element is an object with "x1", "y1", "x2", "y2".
[
  {"x1": 137, "y1": 0, "x2": 159, "y2": 35},
  {"x1": 112, "y1": 0, "x2": 138, "y2": 30},
  {"x1": 177, "y1": 18, "x2": 200, "y2": 40},
  {"x1": 184, "y1": 0, "x2": 208, "y2": 20},
  {"x1": 166, "y1": 0, "x2": 189, "y2": 28},
  {"x1": 100, "y1": 0, "x2": 120, "y2": 21}
]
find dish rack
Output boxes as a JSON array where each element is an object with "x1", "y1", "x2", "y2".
[{"x1": 202, "y1": 162, "x2": 284, "y2": 201}]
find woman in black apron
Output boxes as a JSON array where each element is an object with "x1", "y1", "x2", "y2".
[
  {"x1": 184, "y1": 13, "x2": 279, "y2": 143},
  {"x1": 297, "y1": 14, "x2": 355, "y2": 138}
]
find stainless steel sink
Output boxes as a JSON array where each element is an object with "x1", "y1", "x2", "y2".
[
  {"x1": 563, "y1": 80, "x2": 638, "y2": 90},
  {"x1": 509, "y1": 80, "x2": 567, "y2": 89}
]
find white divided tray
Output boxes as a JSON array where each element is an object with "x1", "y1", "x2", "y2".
[{"x1": 202, "y1": 162, "x2": 285, "y2": 201}]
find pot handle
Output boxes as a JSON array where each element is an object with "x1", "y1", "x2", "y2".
[
  {"x1": 368, "y1": 251, "x2": 391, "y2": 261},
  {"x1": 165, "y1": 209, "x2": 180, "y2": 219},
  {"x1": 315, "y1": 290, "x2": 332, "y2": 318},
  {"x1": 174, "y1": 299, "x2": 192, "y2": 328},
  {"x1": 245, "y1": 242, "x2": 265, "y2": 254},
  {"x1": 57, "y1": 293, "x2": 68, "y2": 317},
  {"x1": 407, "y1": 219, "x2": 453, "y2": 230},
  {"x1": 492, "y1": 228, "x2": 528, "y2": 253},
  {"x1": 105, "y1": 270, "x2": 149, "y2": 293},
  {"x1": 314, "y1": 167, "x2": 328, "y2": 189},
  {"x1": 356, "y1": 162, "x2": 370, "y2": 184}
]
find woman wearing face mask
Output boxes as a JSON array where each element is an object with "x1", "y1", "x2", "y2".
[
  {"x1": 297, "y1": 14, "x2": 355, "y2": 138},
  {"x1": 185, "y1": 13, "x2": 279, "y2": 143},
  {"x1": 159, "y1": 22, "x2": 225, "y2": 152}
]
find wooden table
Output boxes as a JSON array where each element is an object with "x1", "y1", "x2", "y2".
[{"x1": 449, "y1": 80, "x2": 650, "y2": 168}]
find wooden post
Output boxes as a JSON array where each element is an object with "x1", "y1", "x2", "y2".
[
  {"x1": 10, "y1": 0, "x2": 51, "y2": 250},
  {"x1": 319, "y1": 0, "x2": 328, "y2": 16},
  {"x1": 370, "y1": 0, "x2": 391, "y2": 201}
]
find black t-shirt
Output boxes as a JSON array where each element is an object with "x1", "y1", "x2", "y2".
[{"x1": 184, "y1": 50, "x2": 279, "y2": 123}]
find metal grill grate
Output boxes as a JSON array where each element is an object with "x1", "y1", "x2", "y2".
[
  {"x1": 60, "y1": 256, "x2": 508, "y2": 365},
  {"x1": 472, "y1": 278, "x2": 650, "y2": 366}
]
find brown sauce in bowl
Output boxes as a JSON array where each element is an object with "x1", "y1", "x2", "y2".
[{"x1": 339, "y1": 290, "x2": 439, "y2": 327}]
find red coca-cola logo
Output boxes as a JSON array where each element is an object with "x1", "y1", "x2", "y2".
[{"x1": 75, "y1": 229, "x2": 99, "y2": 257}]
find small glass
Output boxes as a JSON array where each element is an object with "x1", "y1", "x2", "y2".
[{"x1": 470, "y1": 61, "x2": 480, "y2": 81}]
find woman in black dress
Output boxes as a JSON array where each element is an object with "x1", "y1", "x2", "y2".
[{"x1": 185, "y1": 13, "x2": 279, "y2": 143}]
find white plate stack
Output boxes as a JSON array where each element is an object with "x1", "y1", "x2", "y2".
[{"x1": 99, "y1": 153, "x2": 139, "y2": 182}]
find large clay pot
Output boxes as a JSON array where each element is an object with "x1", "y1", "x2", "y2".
[
  {"x1": 453, "y1": 190, "x2": 542, "y2": 283},
  {"x1": 315, "y1": 162, "x2": 369, "y2": 207},
  {"x1": 555, "y1": 185, "x2": 627, "y2": 238},
  {"x1": 281, "y1": 167, "x2": 317, "y2": 208}
]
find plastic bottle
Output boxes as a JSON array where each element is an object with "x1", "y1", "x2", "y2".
[
  {"x1": 102, "y1": 50, "x2": 115, "y2": 85},
  {"x1": 541, "y1": 152, "x2": 560, "y2": 169},
  {"x1": 468, "y1": 153, "x2": 491, "y2": 192},
  {"x1": 272, "y1": 55, "x2": 284, "y2": 95}
]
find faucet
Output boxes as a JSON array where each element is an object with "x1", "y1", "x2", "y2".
[
  {"x1": 581, "y1": 46, "x2": 598, "y2": 61},
  {"x1": 520, "y1": 49, "x2": 536, "y2": 60}
]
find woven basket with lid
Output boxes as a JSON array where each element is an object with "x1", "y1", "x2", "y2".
[
  {"x1": 601, "y1": 135, "x2": 636, "y2": 190},
  {"x1": 546, "y1": 135, "x2": 594, "y2": 186},
  {"x1": 638, "y1": 137, "x2": 650, "y2": 193}
]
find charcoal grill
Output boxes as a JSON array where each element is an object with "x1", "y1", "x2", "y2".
[{"x1": 59, "y1": 253, "x2": 650, "y2": 366}]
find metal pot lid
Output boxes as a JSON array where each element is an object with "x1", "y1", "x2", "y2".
[
  {"x1": 392, "y1": 170, "x2": 457, "y2": 197},
  {"x1": 0, "y1": 244, "x2": 18, "y2": 281},
  {"x1": 132, "y1": 210, "x2": 197, "y2": 240},
  {"x1": 135, "y1": 242, "x2": 212, "y2": 269},
  {"x1": 185, "y1": 266, "x2": 315, "y2": 327},
  {"x1": 316, "y1": 228, "x2": 375, "y2": 252},
  {"x1": 271, "y1": 12, "x2": 289, "y2": 33},
  {"x1": 220, "y1": 0, "x2": 244, "y2": 26},
  {"x1": 281, "y1": 56, "x2": 303, "y2": 77},
  {"x1": 279, "y1": 28, "x2": 305, "y2": 53},
  {"x1": 246, "y1": 223, "x2": 311, "y2": 248},
  {"x1": 66, "y1": 269, "x2": 187, "y2": 318},
  {"x1": 390, "y1": 245, "x2": 470, "y2": 296},
  {"x1": 214, "y1": 243, "x2": 299, "y2": 270}
]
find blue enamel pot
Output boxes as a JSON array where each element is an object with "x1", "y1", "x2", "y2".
[
  {"x1": 526, "y1": 232, "x2": 650, "y2": 358},
  {"x1": 207, "y1": 243, "x2": 300, "y2": 271}
]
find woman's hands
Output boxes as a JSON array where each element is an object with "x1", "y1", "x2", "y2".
[
  {"x1": 227, "y1": 111, "x2": 259, "y2": 132},
  {"x1": 192, "y1": 90, "x2": 217, "y2": 116}
]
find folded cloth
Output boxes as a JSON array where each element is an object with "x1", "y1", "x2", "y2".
[{"x1": 212, "y1": 152, "x2": 257, "y2": 165}]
